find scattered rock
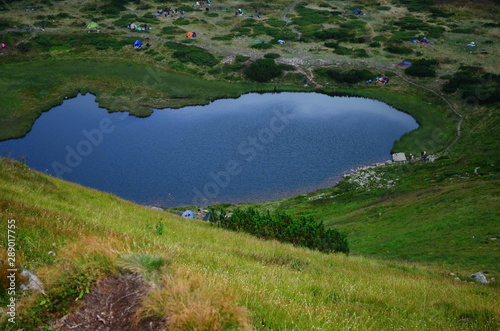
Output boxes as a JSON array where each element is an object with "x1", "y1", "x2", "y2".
[
  {"x1": 20, "y1": 269, "x2": 45, "y2": 292},
  {"x1": 454, "y1": 277, "x2": 461, "y2": 281},
  {"x1": 490, "y1": 237, "x2": 498, "y2": 241},
  {"x1": 470, "y1": 272, "x2": 489, "y2": 284}
]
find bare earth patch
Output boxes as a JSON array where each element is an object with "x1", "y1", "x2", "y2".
[{"x1": 52, "y1": 274, "x2": 166, "y2": 331}]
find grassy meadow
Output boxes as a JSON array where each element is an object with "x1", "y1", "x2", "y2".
[
  {"x1": 0, "y1": 0, "x2": 499, "y2": 329},
  {"x1": 0, "y1": 158, "x2": 499, "y2": 330}
]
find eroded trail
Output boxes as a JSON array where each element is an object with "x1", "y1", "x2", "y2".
[{"x1": 281, "y1": 0, "x2": 303, "y2": 39}]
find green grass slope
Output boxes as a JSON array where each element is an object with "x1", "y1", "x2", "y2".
[{"x1": 1, "y1": 157, "x2": 499, "y2": 330}]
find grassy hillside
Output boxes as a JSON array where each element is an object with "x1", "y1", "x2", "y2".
[
  {"x1": 0, "y1": 0, "x2": 499, "y2": 329},
  {"x1": 1, "y1": 157, "x2": 499, "y2": 330}
]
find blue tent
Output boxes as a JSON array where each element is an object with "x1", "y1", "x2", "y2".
[
  {"x1": 352, "y1": 8, "x2": 363, "y2": 15},
  {"x1": 181, "y1": 210, "x2": 195, "y2": 219},
  {"x1": 397, "y1": 60, "x2": 412, "y2": 66},
  {"x1": 133, "y1": 40, "x2": 142, "y2": 48}
]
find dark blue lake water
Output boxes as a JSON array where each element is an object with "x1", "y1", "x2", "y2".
[{"x1": 0, "y1": 93, "x2": 418, "y2": 207}]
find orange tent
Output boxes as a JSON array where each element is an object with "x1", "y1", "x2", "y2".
[{"x1": 186, "y1": 32, "x2": 195, "y2": 38}]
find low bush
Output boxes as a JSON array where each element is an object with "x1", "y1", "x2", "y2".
[
  {"x1": 17, "y1": 42, "x2": 33, "y2": 53},
  {"x1": 235, "y1": 55, "x2": 250, "y2": 62},
  {"x1": 293, "y1": 6, "x2": 333, "y2": 26},
  {"x1": 171, "y1": 44, "x2": 219, "y2": 67},
  {"x1": 162, "y1": 26, "x2": 185, "y2": 35},
  {"x1": 264, "y1": 52, "x2": 280, "y2": 59},
  {"x1": 209, "y1": 207, "x2": 349, "y2": 254},
  {"x1": 173, "y1": 18, "x2": 190, "y2": 25},
  {"x1": 405, "y1": 58, "x2": 438, "y2": 77},
  {"x1": 251, "y1": 43, "x2": 273, "y2": 50},
  {"x1": 324, "y1": 41, "x2": 339, "y2": 48},
  {"x1": 324, "y1": 69, "x2": 372, "y2": 84},
  {"x1": 450, "y1": 28, "x2": 476, "y2": 34},
  {"x1": 334, "y1": 46, "x2": 353, "y2": 55},
  {"x1": 211, "y1": 34, "x2": 234, "y2": 41},
  {"x1": 384, "y1": 45, "x2": 413, "y2": 55},
  {"x1": 442, "y1": 66, "x2": 500, "y2": 104},
  {"x1": 353, "y1": 49, "x2": 369, "y2": 58},
  {"x1": 244, "y1": 58, "x2": 283, "y2": 82}
]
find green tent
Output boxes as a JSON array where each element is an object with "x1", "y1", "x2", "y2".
[{"x1": 86, "y1": 22, "x2": 99, "y2": 29}]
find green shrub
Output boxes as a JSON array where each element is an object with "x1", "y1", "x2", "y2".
[
  {"x1": 334, "y1": 46, "x2": 353, "y2": 55},
  {"x1": 450, "y1": 28, "x2": 476, "y2": 34},
  {"x1": 405, "y1": 59, "x2": 438, "y2": 77},
  {"x1": 397, "y1": 0, "x2": 434, "y2": 12},
  {"x1": 293, "y1": 6, "x2": 333, "y2": 26},
  {"x1": 251, "y1": 43, "x2": 273, "y2": 49},
  {"x1": 264, "y1": 52, "x2": 280, "y2": 59},
  {"x1": 162, "y1": 26, "x2": 185, "y2": 34},
  {"x1": 442, "y1": 67, "x2": 500, "y2": 104},
  {"x1": 211, "y1": 34, "x2": 234, "y2": 41},
  {"x1": 209, "y1": 207, "x2": 349, "y2": 254},
  {"x1": 235, "y1": 55, "x2": 250, "y2": 62},
  {"x1": 324, "y1": 41, "x2": 339, "y2": 48},
  {"x1": 384, "y1": 46, "x2": 413, "y2": 55},
  {"x1": 324, "y1": 69, "x2": 372, "y2": 84},
  {"x1": 172, "y1": 45, "x2": 219, "y2": 67},
  {"x1": 353, "y1": 49, "x2": 369, "y2": 58},
  {"x1": 266, "y1": 18, "x2": 286, "y2": 28},
  {"x1": 369, "y1": 41, "x2": 381, "y2": 47},
  {"x1": 429, "y1": 8, "x2": 454, "y2": 18},
  {"x1": 173, "y1": 18, "x2": 190, "y2": 25},
  {"x1": 204, "y1": 11, "x2": 219, "y2": 17},
  {"x1": 178, "y1": 5, "x2": 196, "y2": 12},
  {"x1": 245, "y1": 58, "x2": 283, "y2": 82},
  {"x1": 17, "y1": 42, "x2": 33, "y2": 53}
]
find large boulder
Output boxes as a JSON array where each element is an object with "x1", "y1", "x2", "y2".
[
  {"x1": 392, "y1": 153, "x2": 406, "y2": 162},
  {"x1": 470, "y1": 272, "x2": 489, "y2": 284}
]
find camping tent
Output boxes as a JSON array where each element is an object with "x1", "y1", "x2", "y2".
[
  {"x1": 186, "y1": 32, "x2": 196, "y2": 38},
  {"x1": 133, "y1": 40, "x2": 143, "y2": 48},
  {"x1": 181, "y1": 210, "x2": 195, "y2": 219},
  {"x1": 397, "y1": 60, "x2": 412, "y2": 66},
  {"x1": 128, "y1": 23, "x2": 138, "y2": 30},
  {"x1": 352, "y1": 8, "x2": 363, "y2": 15},
  {"x1": 86, "y1": 22, "x2": 99, "y2": 29}
]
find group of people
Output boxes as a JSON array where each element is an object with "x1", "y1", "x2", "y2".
[
  {"x1": 158, "y1": 7, "x2": 185, "y2": 17},
  {"x1": 407, "y1": 151, "x2": 428, "y2": 162},
  {"x1": 194, "y1": 0, "x2": 211, "y2": 7},
  {"x1": 366, "y1": 77, "x2": 390, "y2": 85}
]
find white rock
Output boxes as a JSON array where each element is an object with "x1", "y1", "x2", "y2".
[
  {"x1": 21, "y1": 269, "x2": 45, "y2": 292},
  {"x1": 470, "y1": 272, "x2": 489, "y2": 284},
  {"x1": 392, "y1": 153, "x2": 406, "y2": 162}
]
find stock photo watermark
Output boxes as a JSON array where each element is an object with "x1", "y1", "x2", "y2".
[
  {"x1": 192, "y1": 106, "x2": 291, "y2": 206},
  {"x1": 5, "y1": 219, "x2": 17, "y2": 324}
]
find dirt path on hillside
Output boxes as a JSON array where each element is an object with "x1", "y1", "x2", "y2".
[{"x1": 281, "y1": 0, "x2": 303, "y2": 39}]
